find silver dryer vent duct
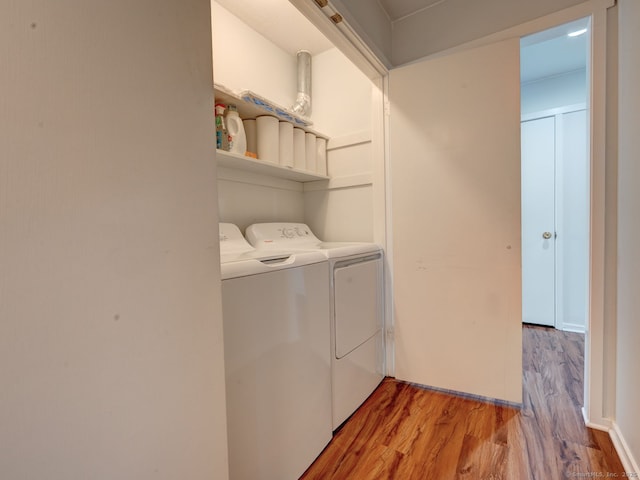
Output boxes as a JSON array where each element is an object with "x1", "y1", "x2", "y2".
[{"x1": 291, "y1": 50, "x2": 311, "y2": 117}]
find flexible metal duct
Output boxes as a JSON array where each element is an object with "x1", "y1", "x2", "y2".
[{"x1": 291, "y1": 50, "x2": 312, "y2": 116}]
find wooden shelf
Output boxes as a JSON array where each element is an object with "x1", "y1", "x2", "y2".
[
  {"x1": 214, "y1": 83, "x2": 328, "y2": 139},
  {"x1": 216, "y1": 150, "x2": 329, "y2": 183}
]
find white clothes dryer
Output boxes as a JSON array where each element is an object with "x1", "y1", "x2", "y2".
[
  {"x1": 245, "y1": 223, "x2": 384, "y2": 430},
  {"x1": 219, "y1": 223, "x2": 332, "y2": 479}
]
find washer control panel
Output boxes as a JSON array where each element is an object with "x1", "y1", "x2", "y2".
[{"x1": 246, "y1": 223, "x2": 320, "y2": 247}]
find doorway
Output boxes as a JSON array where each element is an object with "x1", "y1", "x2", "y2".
[{"x1": 520, "y1": 18, "x2": 590, "y2": 333}]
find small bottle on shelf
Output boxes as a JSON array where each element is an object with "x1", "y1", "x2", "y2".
[
  {"x1": 215, "y1": 103, "x2": 229, "y2": 151},
  {"x1": 225, "y1": 104, "x2": 247, "y2": 155}
]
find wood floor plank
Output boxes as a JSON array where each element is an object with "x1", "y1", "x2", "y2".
[
  {"x1": 456, "y1": 433, "x2": 509, "y2": 479},
  {"x1": 301, "y1": 325, "x2": 625, "y2": 479}
]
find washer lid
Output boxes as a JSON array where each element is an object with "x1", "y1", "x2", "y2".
[
  {"x1": 219, "y1": 223, "x2": 287, "y2": 263},
  {"x1": 246, "y1": 222, "x2": 320, "y2": 249},
  {"x1": 219, "y1": 222, "x2": 255, "y2": 258}
]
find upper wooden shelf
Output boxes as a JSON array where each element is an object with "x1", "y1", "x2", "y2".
[{"x1": 216, "y1": 150, "x2": 329, "y2": 183}]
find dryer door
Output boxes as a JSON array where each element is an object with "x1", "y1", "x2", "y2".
[{"x1": 334, "y1": 255, "x2": 382, "y2": 359}]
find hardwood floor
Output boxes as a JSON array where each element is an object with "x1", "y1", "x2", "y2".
[{"x1": 301, "y1": 325, "x2": 624, "y2": 479}]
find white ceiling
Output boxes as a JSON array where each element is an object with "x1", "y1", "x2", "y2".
[
  {"x1": 213, "y1": 0, "x2": 588, "y2": 82},
  {"x1": 520, "y1": 18, "x2": 589, "y2": 83},
  {"x1": 377, "y1": 0, "x2": 447, "y2": 22},
  {"x1": 214, "y1": 0, "x2": 333, "y2": 56}
]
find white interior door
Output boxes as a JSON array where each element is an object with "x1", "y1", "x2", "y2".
[
  {"x1": 389, "y1": 38, "x2": 522, "y2": 404},
  {"x1": 521, "y1": 116, "x2": 556, "y2": 327}
]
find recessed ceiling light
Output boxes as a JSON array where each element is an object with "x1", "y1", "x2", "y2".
[{"x1": 568, "y1": 28, "x2": 588, "y2": 37}]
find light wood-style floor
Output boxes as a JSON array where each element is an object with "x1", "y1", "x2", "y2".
[{"x1": 301, "y1": 325, "x2": 624, "y2": 479}]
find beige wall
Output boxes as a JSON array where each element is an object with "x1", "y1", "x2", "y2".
[
  {"x1": 615, "y1": 0, "x2": 640, "y2": 471},
  {"x1": 389, "y1": 38, "x2": 522, "y2": 403},
  {"x1": 0, "y1": 1, "x2": 229, "y2": 478}
]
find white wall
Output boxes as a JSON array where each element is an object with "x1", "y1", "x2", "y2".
[
  {"x1": 305, "y1": 182, "x2": 374, "y2": 242},
  {"x1": 305, "y1": 137, "x2": 375, "y2": 242},
  {"x1": 311, "y1": 49, "x2": 372, "y2": 138},
  {"x1": 557, "y1": 110, "x2": 589, "y2": 332},
  {"x1": 217, "y1": 171, "x2": 305, "y2": 232},
  {"x1": 0, "y1": 2, "x2": 229, "y2": 479},
  {"x1": 304, "y1": 49, "x2": 376, "y2": 242},
  {"x1": 615, "y1": 0, "x2": 640, "y2": 471},
  {"x1": 389, "y1": 38, "x2": 522, "y2": 403},
  {"x1": 521, "y1": 69, "x2": 587, "y2": 115},
  {"x1": 211, "y1": 2, "x2": 296, "y2": 109}
]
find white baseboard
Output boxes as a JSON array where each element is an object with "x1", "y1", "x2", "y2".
[
  {"x1": 582, "y1": 407, "x2": 611, "y2": 431},
  {"x1": 610, "y1": 422, "x2": 640, "y2": 475},
  {"x1": 582, "y1": 410, "x2": 638, "y2": 474},
  {"x1": 562, "y1": 322, "x2": 586, "y2": 334}
]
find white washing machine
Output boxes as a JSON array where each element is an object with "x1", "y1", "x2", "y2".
[
  {"x1": 219, "y1": 223, "x2": 332, "y2": 480},
  {"x1": 245, "y1": 223, "x2": 384, "y2": 430}
]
